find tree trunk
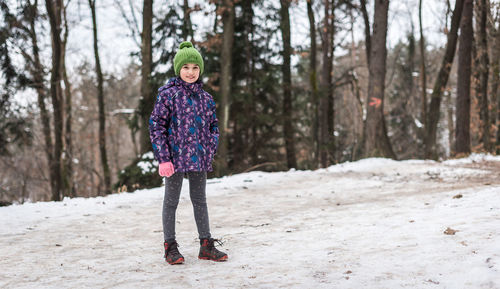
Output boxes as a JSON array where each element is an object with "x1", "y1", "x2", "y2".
[
  {"x1": 493, "y1": 13, "x2": 500, "y2": 154},
  {"x1": 319, "y1": 0, "x2": 332, "y2": 168},
  {"x1": 280, "y1": 0, "x2": 297, "y2": 169},
  {"x1": 455, "y1": 0, "x2": 473, "y2": 155},
  {"x1": 446, "y1": 90, "x2": 454, "y2": 153},
  {"x1": 29, "y1": 0, "x2": 54, "y2": 197},
  {"x1": 362, "y1": 0, "x2": 395, "y2": 159},
  {"x1": 242, "y1": 0, "x2": 257, "y2": 166},
  {"x1": 307, "y1": 0, "x2": 319, "y2": 166},
  {"x1": 61, "y1": 3, "x2": 74, "y2": 197},
  {"x1": 182, "y1": 0, "x2": 193, "y2": 41},
  {"x1": 418, "y1": 0, "x2": 427, "y2": 136},
  {"x1": 424, "y1": 0, "x2": 465, "y2": 158},
  {"x1": 45, "y1": 0, "x2": 64, "y2": 201},
  {"x1": 139, "y1": 0, "x2": 153, "y2": 155},
  {"x1": 89, "y1": 0, "x2": 111, "y2": 195},
  {"x1": 327, "y1": 1, "x2": 336, "y2": 164},
  {"x1": 349, "y1": 7, "x2": 363, "y2": 160},
  {"x1": 360, "y1": 0, "x2": 371, "y2": 66},
  {"x1": 219, "y1": 0, "x2": 234, "y2": 175},
  {"x1": 477, "y1": 0, "x2": 490, "y2": 151}
]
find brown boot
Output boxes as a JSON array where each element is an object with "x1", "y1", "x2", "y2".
[
  {"x1": 164, "y1": 240, "x2": 184, "y2": 264},
  {"x1": 198, "y1": 238, "x2": 228, "y2": 262}
]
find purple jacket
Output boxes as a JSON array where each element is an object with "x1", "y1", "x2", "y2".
[{"x1": 149, "y1": 77, "x2": 219, "y2": 172}]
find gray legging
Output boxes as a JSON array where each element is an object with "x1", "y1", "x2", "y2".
[{"x1": 162, "y1": 171, "x2": 211, "y2": 242}]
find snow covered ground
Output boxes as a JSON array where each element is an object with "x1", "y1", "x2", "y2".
[{"x1": 1, "y1": 155, "x2": 500, "y2": 288}]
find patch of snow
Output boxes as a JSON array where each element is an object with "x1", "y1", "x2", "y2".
[
  {"x1": 141, "y1": 152, "x2": 155, "y2": 160},
  {"x1": 443, "y1": 153, "x2": 500, "y2": 165},
  {"x1": 414, "y1": 118, "x2": 423, "y2": 128},
  {"x1": 137, "y1": 161, "x2": 156, "y2": 174},
  {"x1": 1, "y1": 157, "x2": 499, "y2": 288},
  {"x1": 111, "y1": 108, "x2": 135, "y2": 115}
]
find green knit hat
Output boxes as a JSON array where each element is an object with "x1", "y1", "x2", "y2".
[{"x1": 173, "y1": 41, "x2": 204, "y2": 76}]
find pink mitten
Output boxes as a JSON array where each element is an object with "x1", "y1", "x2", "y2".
[{"x1": 159, "y1": 162, "x2": 175, "y2": 177}]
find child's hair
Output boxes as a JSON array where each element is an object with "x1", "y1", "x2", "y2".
[{"x1": 173, "y1": 41, "x2": 204, "y2": 76}]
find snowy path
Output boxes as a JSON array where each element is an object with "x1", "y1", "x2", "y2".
[{"x1": 1, "y1": 156, "x2": 500, "y2": 288}]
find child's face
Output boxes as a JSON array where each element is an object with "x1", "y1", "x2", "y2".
[{"x1": 179, "y1": 63, "x2": 200, "y2": 83}]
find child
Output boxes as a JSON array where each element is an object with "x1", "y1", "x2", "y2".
[{"x1": 149, "y1": 41, "x2": 228, "y2": 264}]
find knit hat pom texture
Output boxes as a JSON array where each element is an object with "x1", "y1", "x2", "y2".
[
  {"x1": 179, "y1": 41, "x2": 193, "y2": 49},
  {"x1": 174, "y1": 41, "x2": 204, "y2": 76}
]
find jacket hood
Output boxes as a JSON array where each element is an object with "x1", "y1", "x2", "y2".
[{"x1": 158, "y1": 76, "x2": 203, "y2": 94}]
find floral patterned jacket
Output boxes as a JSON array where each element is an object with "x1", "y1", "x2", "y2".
[{"x1": 149, "y1": 77, "x2": 219, "y2": 172}]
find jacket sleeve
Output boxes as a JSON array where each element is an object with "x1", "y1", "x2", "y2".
[
  {"x1": 149, "y1": 90, "x2": 172, "y2": 163},
  {"x1": 208, "y1": 96, "x2": 219, "y2": 155}
]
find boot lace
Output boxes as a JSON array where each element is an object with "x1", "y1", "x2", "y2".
[
  {"x1": 168, "y1": 241, "x2": 181, "y2": 255},
  {"x1": 206, "y1": 238, "x2": 225, "y2": 249}
]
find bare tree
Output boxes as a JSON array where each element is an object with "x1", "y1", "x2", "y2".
[
  {"x1": 319, "y1": 0, "x2": 334, "y2": 167},
  {"x1": 20, "y1": 0, "x2": 54, "y2": 199},
  {"x1": 243, "y1": 0, "x2": 257, "y2": 167},
  {"x1": 45, "y1": 0, "x2": 65, "y2": 201},
  {"x1": 362, "y1": 0, "x2": 395, "y2": 158},
  {"x1": 218, "y1": 0, "x2": 235, "y2": 174},
  {"x1": 418, "y1": 0, "x2": 427, "y2": 133},
  {"x1": 476, "y1": 0, "x2": 491, "y2": 151},
  {"x1": 280, "y1": 0, "x2": 297, "y2": 169},
  {"x1": 139, "y1": 0, "x2": 153, "y2": 155},
  {"x1": 446, "y1": 90, "x2": 454, "y2": 151},
  {"x1": 113, "y1": 0, "x2": 140, "y2": 47},
  {"x1": 492, "y1": 8, "x2": 500, "y2": 154},
  {"x1": 424, "y1": 0, "x2": 465, "y2": 158},
  {"x1": 360, "y1": 0, "x2": 371, "y2": 66},
  {"x1": 455, "y1": 0, "x2": 473, "y2": 155},
  {"x1": 344, "y1": 1, "x2": 364, "y2": 160},
  {"x1": 182, "y1": 0, "x2": 194, "y2": 41},
  {"x1": 307, "y1": 0, "x2": 319, "y2": 165},
  {"x1": 89, "y1": 0, "x2": 111, "y2": 194},
  {"x1": 327, "y1": 0, "x2": 336, "y2": 164},
  {"x1": 61, "y1": 0, "x2": 75, "y2": 197}
]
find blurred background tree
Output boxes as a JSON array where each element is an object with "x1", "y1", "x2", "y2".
[{"x1": 1, "y1": 0, "x2": 499, "y2": 204}]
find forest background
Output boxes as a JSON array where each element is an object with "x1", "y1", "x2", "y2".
[{"x1": 1, "y1": 0, "x2": 499, "y2": 204}]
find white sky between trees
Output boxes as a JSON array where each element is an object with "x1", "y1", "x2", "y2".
[{"x1": 9, "y1": 0, "x2": 453, "y2": 109}]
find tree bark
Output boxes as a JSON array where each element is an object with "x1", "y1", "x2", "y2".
[
  {"x1": 242, "y1": 0, "x2": 257, "y2": 166},
  {"x1": 89, "y1": 0, "x2": 111, "y2": 194},
  {"x1": 424, "y1": 0, "x2": 465, "y2": 158},
  {"x1": 455, "y1": 0, "x2": 473, "y2": 155},
  {"x1": 418, "y1": 0, "x2": 427, "y2": 135},
  {"x1": 280, "y1": 0, "x2": 297, "y2": 169},
  {"x1": 327, "y1": 1, "x2": 336, "y2": 164},
  {"x1": 61, "y1": 2, "x2": 75, "y2": 197},
  {"x1": 362, "y1": 0, "x2": 395, "y2": 159},
  {"x1": 349, "y1": 7, "x2": 363, "y2": 160},
  {"x1": 139, "y1": 0, "x2": 153, "y2": 155},
  {"x1": 307, "y1": 0, "x2": 319, "y2": 166},
  {"x1": 182, "y1": 0, "x2": 193, "y2": 41},
  {"x1": 446, "y1": 90, "x2": 454, "y2": 152},
  {"x1": 360, "y1": 0, "x2": 371, "y2": 66},
  {"x1": 319, "y1": 0, "x2": 332, "y2": 167},
  {"x1": 28, "y1": 0, "x2": 55, "y2": 197},
  {"x1": 219, "y1": 0, "x2": 234, "y2": 174},
  {"x1": 493, "y1": 12, "x2": 500, "y2": 154},
  {"x1": 477, "y1": 0, "x2": 491, "y2": 151},
  {"x1": 45, "y1": 0, "x2": 64, "y2": 201}
]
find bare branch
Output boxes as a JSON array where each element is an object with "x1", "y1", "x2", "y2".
[{"x1": 113, "y1": 0, "x2": 141, "y2": 47}]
